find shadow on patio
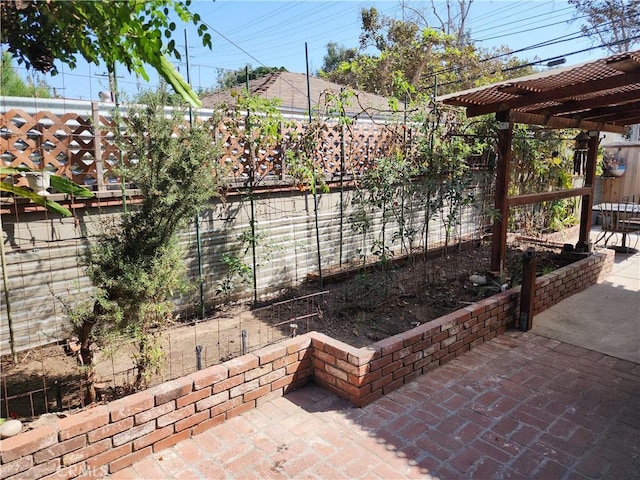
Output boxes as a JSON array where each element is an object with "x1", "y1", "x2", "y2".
[
  {"x1": 111, "y1": 235, "x2": 640, "y2": 479},
  {"x1": 113, "y1": 326, "x2": 640, "y2": 479}
]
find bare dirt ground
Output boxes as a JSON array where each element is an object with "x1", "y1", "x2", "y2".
[{"x1": 1, "y1": 239, "x2": 576, "y2": 420}]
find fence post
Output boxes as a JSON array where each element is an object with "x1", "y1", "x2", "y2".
[
  {"x1": 55, "y1": 380, "x2": 62, "y2": 411},
  {"x1": 195, "y1": 345, "x2": 203, "y2": 370},
  {"x1": 91, "y1": 102, "x2": 105, "y2": 191},
  {"x1": 519, "y1": 248, "x2": 537, "y2": 331},
  {"x1": 241, "y1": 330, "x2": 247, "y2": 355}
]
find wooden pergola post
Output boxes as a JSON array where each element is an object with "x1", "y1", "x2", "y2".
[
  {"x1": 491, "y1": 114, "x2": 513, "y2": 273},
  {"x1": 576, "y1": 130, "x2": 600, "y2": 251}
]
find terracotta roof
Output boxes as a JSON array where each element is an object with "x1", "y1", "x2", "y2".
[
  {"x1": 201, "y1": 71, "x2": 398, "y2": 119},
  {"x1": 439, "y1": 50, "x2": 640, "y2": 134}
]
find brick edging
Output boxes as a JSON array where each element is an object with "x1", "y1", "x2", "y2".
[
  {"x1": 310, "y1": 248, "x2": 614, "y2": 407},
  {"x1": 0, "y1": 337, "x2": 313, "y2": 478},
  {"x1": 0, "y1": 250, "x2": 613, "y2": 479}
]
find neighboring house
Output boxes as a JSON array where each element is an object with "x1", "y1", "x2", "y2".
[{"x1": 200, "y1": 71, "x2": 401, "y2": 121}]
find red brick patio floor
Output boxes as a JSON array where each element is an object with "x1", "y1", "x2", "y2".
[{"x1": 111, "y1": 331, "x2": 640, "y2": 479}]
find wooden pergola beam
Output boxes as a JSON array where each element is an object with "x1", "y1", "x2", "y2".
[
  {"x1": 440, "y1": 51, "x2": 640, "y2": 271},
  {"x1": 528, "y1": 89, "x2": 640, "y2": 117},
  {"x1": 490, "y1": 116, "x2": 512, "y2": 273},
  {"x1": 576, "y1": 103, "x2": 640, "y2": 124},
  {"x1": 507, "y1": 187, "x2": 592, "y2": 207},
  {"x1": 466, "y1": 71, "x2": 640, "y2": 117},
  {"x1": 578, "y1": 132, "x2": 599, "y2": 250},
  {"x1": 507, "y1": 111, "x2": 626, "y2": 134}
]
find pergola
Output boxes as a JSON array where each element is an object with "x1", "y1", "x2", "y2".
[{"x1": 440, "y1": 49, "x2": 640, "y2": 273}]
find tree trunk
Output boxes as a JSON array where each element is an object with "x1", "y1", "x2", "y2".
[{"x1": 78, "y1": 303, "x2": 100, "y2": 405}]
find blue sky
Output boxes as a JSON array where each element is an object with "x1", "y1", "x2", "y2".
[{"x1": 8, "y1": 0, "x2": 616, "y2": 101}]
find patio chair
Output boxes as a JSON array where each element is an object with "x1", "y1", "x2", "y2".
[
  {"x1": 595, "y1": 201, "x2": 640, "y2": 253},
  {"x1": 621, "y1": 194, "x2": 640, "y2": 228},
  {"x1": 621, "y1": 193, "x2": 640, "y2": 204}
]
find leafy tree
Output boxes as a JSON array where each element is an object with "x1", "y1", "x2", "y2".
[
  {"x1": 0, "y1": 0, "x2": 211, "y2": 106},
  {"x1": 568, "y1": 0, "x2": 640, "y2": 53},
  {"x1": 323, "y1": 7, "x2": 531, "y2": 101},
  {"x1": 78, "y1": 88, "x2": 224, "y2": 396},
  {"x1": 0, "y1": 52, "x2": 51, "y2": 97},
  {"x1": 402, "y1": 0, "x2": 475, "y2": 44},
  {"x1": 217, "y1": 65, "x2": 288, "y2": 89},
  {"x1": 319, "y1": 42, "x2": 357, "y2": 75}
]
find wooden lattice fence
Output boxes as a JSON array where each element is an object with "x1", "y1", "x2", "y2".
[{"x1": 1, "y1": 103, "x2": 405, "y2": 190}]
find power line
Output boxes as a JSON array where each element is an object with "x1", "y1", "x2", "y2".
[
  {"x1": 472, "y1": 4, "x2": 575, "y2": 35},
  {"x1": 473, "y1": 13, "x2": 589, "y2": 42},
  {"x1": 437, "y1": 34, "x2": 640, "y2": 91}
]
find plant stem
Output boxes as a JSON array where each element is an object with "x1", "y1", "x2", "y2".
[{"x1": 0, "y1": 215, "x2": 17, "y2": 363}]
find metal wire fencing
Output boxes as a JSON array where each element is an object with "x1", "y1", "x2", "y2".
[{"x1": 1, "y1": 291, "x2": 328, "y2": 419}]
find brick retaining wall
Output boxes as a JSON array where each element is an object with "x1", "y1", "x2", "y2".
[
  {"x1": 0, "y1": 250, "x2": 613, "y2": 479},
  {"x1": 311, "y1": 248, "x2": 614, "y2": 407}
]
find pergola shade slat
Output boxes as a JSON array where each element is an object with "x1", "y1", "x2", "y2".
[
  {"x1": 440, "y1": 50, "x2": 640, "y2": 132},
  {"x1": 438, "y1": 50, "x2": 640, "y2": 272}
]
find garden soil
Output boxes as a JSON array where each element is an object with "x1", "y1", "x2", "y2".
[{"x1": 1, "y1": 240, "x2": 575, "y2": 420}]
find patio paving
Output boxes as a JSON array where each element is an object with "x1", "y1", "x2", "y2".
[
  {"x1": 111, "y1": 330, "x2": 640, "y2": 479},
  {"x1": 533, "y1": 249, "x2": 640, "y2": 363}
]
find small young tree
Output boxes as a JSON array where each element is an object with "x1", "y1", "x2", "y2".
[{"x1": 80, "y1": 89, "x2": 224, "y2": 393}]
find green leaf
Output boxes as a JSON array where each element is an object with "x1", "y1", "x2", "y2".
[
  {"x1": 0, "y1": 166, "x2": 30, "y2": 175},
  {"x1": 49, "y1": 175, "x2": 94, "y2": 198},
  {"x1": 0, "y1": 183, "x2": 72, "y2": 217}
]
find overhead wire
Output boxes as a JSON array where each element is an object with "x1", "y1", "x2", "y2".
[
  {"x1": 474, "y1": 13, "x2": 590, "y2": 42},
  {"x1": 471, "y1": 6, "x2": 577, "y2": 37},
  {"x1": 471, "y1": 1, "x2": 571, "y2": 33},
  {"x1": 10, "y1": 1, "x2": 635, "y2": 101},
  {"x1": 469, "y1": 0, "x2": 549, "y2": 24},
  {"x1": 436, "y1": 34, "x2": 640, "y2": 91},
  {"x1": 197, "y1": 0, "x2": 588, "y2": 76}
]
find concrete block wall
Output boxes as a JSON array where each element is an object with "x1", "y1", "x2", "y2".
[{"x1": 0, "y1": 250, "x2": 613, "y2": 479}]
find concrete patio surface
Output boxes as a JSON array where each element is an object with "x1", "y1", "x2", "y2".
[
  {"x1": 533, "y1": 249, "x2": 640, "y2": 363},
  {"x1": 110, "y1": 243, "x2": 640, "y2": 480}
]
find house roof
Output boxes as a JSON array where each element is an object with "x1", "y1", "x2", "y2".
[
  {"x1": 438, "y1": 50, "x2": 640, "y2": 134},
  {"x1": 201, "y1": 71, "x2": 398, "y2": 119}
]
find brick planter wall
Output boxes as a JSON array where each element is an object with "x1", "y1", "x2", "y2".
[
  {"x1": 0, "y1": 337, "x2": 313, "y2": 479},
  {"x1": 311, "y1": 249, "x2": 614, "y2": 407},
  {"x1": 0, "y1": 250, "x2": 613, "y2": 479},
  {"x1": 532, "y1": 248, "x2": 614, "y2": 315},
  {"x1": 310, "y1": 289, "x2": 519, "y2": 407}
]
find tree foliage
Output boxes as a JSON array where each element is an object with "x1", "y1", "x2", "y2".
[
  {"x1": 79, "y1": 89, "x2": 224, "y2": 393},
  {"x1": 217, "y1": 65, "x2": 288, "y2": 89},
  {"x1": 0, "y1": 53, "x2": 51, "y2": 97},
  {"x1": 321, "y1": 6, "x2": 531, "y2": 101},
  {"x1": 319, "y1": 42, "x2": 357, "y2": 75},
  {"x1": 0, "y1": 0, "x2": 210, "y2": 106},
  {"x1": 394, "y1": 0, "x2": 474, "y2": 43},
  {"x1": 569, "y1": 0, "x2": 640, "y2": 53}
]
